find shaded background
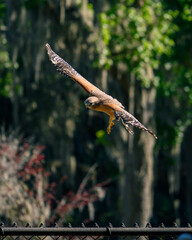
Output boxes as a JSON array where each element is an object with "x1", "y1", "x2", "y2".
[{"x1": 0, "y1": 0, "x2": 192, "y2": 226}]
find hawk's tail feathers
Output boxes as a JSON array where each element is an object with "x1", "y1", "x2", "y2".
[
  {"x1": 115, "y1": 110, "x2": 157, "y2": 139},
  {"x1": 45, "y1": 43, "x2": 79, "y2": 79}
]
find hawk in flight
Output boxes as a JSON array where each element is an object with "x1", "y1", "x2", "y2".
[{"x1": 46, "y1": 43, "x2": 157, "y2": 139}]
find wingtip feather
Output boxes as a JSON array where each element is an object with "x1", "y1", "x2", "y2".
[
  {"x1": 45, "y1": 43, "x2": 51, "y2": 51},
  {"x1": 147, "y1": 129, "x2": 158, "y2": 139}
]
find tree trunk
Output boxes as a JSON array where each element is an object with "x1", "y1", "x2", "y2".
[
  {"x1": 122, "y1": 73, "x2": 156, "y2": 226},
  {"x1": 180, "y1": 125, "x2": 192, "y2": 224}
]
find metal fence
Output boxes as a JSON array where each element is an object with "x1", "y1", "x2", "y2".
[{"x1": 0, "y1": 223, "x2": 192, "y2": 240}]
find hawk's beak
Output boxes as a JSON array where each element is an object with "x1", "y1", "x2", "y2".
[{"x1": 84, "y1": 100, "x2": 89, "y2": 108}]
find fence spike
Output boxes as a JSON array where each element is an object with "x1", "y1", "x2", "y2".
[
  {"x1": 160, "y1": 223, "x2": 165, "y2": 228},
  {"x1": 134, "y1": 223, "x2": 139, "y2": 228},
  {"x1": 94, "y1": 223, "x2": 99, "y2": 228},
  {"x1": 68, "y1": 223, "x2": 72, "y2": 228},
  {"x1": 121, "y1": 223, "x2": 126, "y2": 228},
  {"x1": 53, "y1": 223, "x2": 59, "y2": 228},
  {"x1": 25, "y1": 223, "x2": 31, "y2": 227},
  {"x1": 39, "y1": 223, "x2": 44, "y2": 228},
  {"x1": 146, "y1": 223, "x2": 152, "y2": 228},
  {"x1": 12, "y1": 223, "x2": 17, "y2": 227},
  {"x1": 173, "y1": 222, "x2": 178, "y2": 227},
  {"x1": 187, "y1": 223, "x2": 192, "y2": 228},
  {"x1": 108, "y1": 222, "x2": 113, "y2": 228},
  {"x1": 81, "y1": 223, "x2": 85, "y2": 228}
]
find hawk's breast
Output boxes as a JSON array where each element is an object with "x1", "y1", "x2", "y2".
[{"x1": 88, "y1": 104, "x2": 115, "y2": 118}]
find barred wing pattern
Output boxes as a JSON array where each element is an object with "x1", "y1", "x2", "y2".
[{"x1": 115, "y1": 110, "x2": 157, "y2": 139}]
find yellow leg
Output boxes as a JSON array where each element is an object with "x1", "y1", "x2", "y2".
[{"x1": 107, "y1": 117, "x2": 115, "y2": 134}]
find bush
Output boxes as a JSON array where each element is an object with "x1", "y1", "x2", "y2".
[{"x1": 0, "y1": 131, "x2": 107, "y2": 225}]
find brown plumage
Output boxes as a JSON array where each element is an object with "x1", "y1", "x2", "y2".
[{"x1": 46, "y1": 43, "x2": 157, "y2": 139}]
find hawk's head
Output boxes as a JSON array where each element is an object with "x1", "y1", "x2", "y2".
[{"x1": 84, "y1": 96, "x2": 100, "y2": 109}]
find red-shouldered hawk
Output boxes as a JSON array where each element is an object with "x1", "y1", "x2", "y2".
[{"x1": 46, "y1": 43, "x2": 157, "y2": 139}]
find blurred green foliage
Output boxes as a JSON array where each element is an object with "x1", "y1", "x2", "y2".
[
  {"x1": 0, "y1": 3, "x2": 5, "y2": 19},
  {"x1": 0, "y1": 48, "x2": 12, "y2": 97},
  {"x1": 96, "y1": 130, "x2": 112, "y2": 146},
  {"x1": 98, "y1": 0, "x2": 178, "y2": 87},
  {"x1": 98, "y1": 0, "x2": 192, "y2": 142},
  {"x1": 156, "y1": 0, "x2": 192, "y2": 146},
  {"x1": 0, "y1": 2, "x2": 12, "y2": 98},
  {"x1": 23, "y1": 0, "x2": 47, "y2": 9}
]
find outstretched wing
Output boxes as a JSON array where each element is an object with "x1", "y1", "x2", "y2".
[
  {"x1": 114, "y1": 109, "x2": 157, "y2": 139},
  {"x1": 46, "y1": 43, "x2": 99, "y2": 95},
  {"x1": 46, "y1": 43, "x2": 124, "y2": 107}
]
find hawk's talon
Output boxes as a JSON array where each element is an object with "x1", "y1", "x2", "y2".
[
  {"x1": 107, "y1": 127, "x2": 111, "y2": 134},
  {"x1": 107, "y1": 118, "x2": 115, "y2": 134},
  {"x1": 107, "y1": 126, "x2": 113, "y2": 134},
  {"x1": 114, "y1": 111, "x2": 121, "y2": 121}
]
